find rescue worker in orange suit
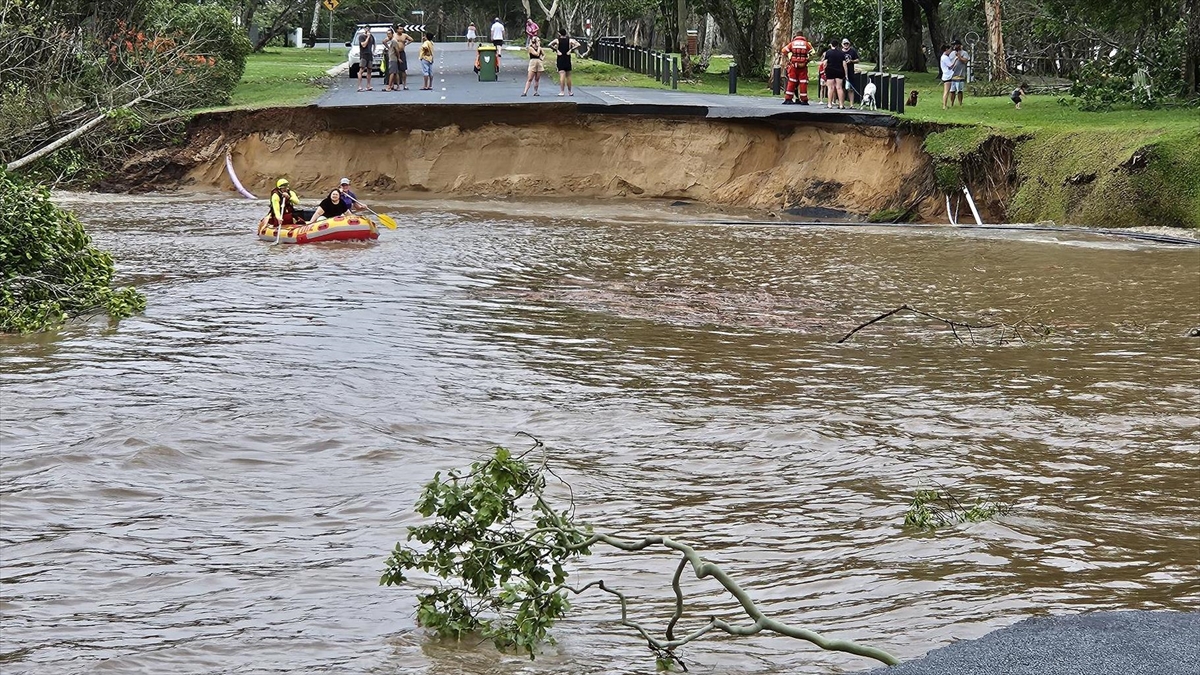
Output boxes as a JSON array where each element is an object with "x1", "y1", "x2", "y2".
[
  {"x1": 781, "y1": 32, "x2": 811, "y2": 105},
  {"x1": 267, "y1": 178, "x2": 306, "y2": 226}
]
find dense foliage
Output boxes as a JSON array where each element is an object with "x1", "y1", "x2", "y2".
[
  {"x1": 1, "y1": 0, "x2": 250, "y2": 173},
  {"x1": 0, "y1": 170, "x2": 145, "y2": 333}
]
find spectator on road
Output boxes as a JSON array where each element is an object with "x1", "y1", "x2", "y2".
[
  {"x1": 525, "y1": 17, "x2": 539, "y2": 46},
  {"x1": 523, "y1": 36, "x2": 545, "y2": 96},
  {"x1": 390, "y1": 28, "x2": 412, "y2": 90},
  {"x1": 419, "y1": 32, "x2": 435, "y2": 90},
  {"x1": 939, "y1": 44, "x2": 954, "y2": 108},
  {"x1": 466, "y1": 22, "x2": 477, "y2": 48},
  {"x1": 490, "y1": 18, "x2": 505, "y2": 71},
  {"x1": 841, "y1": 38, "x2": 860, "y2": 107},
  {"x1": 356, "y1": 26, "x2": 375, "y2": 92},
  {"x1": 553, "y1": 29, "x2": 580, "y2": 96},
  {"x1": 383, "y1": 29, "x2": 397, "y2": 91},
  {"x1": 818, "y1": 60, "x2": 827, "y2": 106},
  {"x1": 820, "y1": 40, "x2": 846, "y2": 109}
]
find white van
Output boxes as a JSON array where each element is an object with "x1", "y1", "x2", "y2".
[{"x1": 346, "y1": 24, "x2": 392, "y2": 78}]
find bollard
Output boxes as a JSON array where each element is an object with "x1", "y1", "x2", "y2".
[
  {"x1": 879, "y1": 73, "x2": 891, "y2": 111},
  {"x1": 662, "y1": 54, "x2": 670, "y2": 85},
  {"x1": 771, "y1": 66, "x2": 781, "y2": 95},
  {"x1": 893, "y1": 75, "x2": 905, "y2": 113},
  {"x1": 729, "y1": 62, "x2": 738, "y2": 94},
  {"x1": 672, "y1": 57, "x2": 679, "y2": 89}
]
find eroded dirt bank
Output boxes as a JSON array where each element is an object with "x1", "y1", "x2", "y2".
[{"x1": 125, "y1": 106, "x2": 941, "y2": 219}]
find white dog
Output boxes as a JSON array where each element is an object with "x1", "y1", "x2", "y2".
[{"x1": 862, "y1": 81, "x2": 878, "y2": 110}]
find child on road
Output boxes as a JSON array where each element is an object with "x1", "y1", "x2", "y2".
[{"x1": 419, "y1": 33, "x2": 434, "y2": 91}]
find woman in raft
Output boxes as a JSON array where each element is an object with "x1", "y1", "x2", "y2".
[{"x1": 310, "y1": 188, "x2": 352, "y2": 221}]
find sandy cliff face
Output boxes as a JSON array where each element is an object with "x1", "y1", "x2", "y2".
[{"x1": 166, "y1": 107, "x2": 934, "y2": 217}]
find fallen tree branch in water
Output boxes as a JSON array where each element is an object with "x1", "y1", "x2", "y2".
[
  {"x1": 838, "y1": 304, "x2": 1000, "y2": 344},
  {"x1": 380, "y1": 441, "x2": 900, "y2": 670}
]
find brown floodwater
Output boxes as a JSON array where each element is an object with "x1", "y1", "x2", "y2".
[{"x1": 2, "y1": 193, "x2": 1198, "y2": 674}]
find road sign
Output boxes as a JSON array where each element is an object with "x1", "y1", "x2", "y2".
[
  {"x1": 322, "y1": 0, "x2": 337, "y2": 11},
  {"x1": 400, "y1": 24, "x2": 425, "y2": 32}
]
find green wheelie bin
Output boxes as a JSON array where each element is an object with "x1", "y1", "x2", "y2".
[{"x1": 477, "y1": 43, "x2": 498, "y2": 81}]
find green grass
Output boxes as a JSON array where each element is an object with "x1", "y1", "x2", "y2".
[{"x1": 202, "y1": 48, "x2": 346, "y2": 112}]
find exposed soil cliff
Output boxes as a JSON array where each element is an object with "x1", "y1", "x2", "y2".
[{"x1": 121, "y1": 106, "x2": 939, "y2": 219}]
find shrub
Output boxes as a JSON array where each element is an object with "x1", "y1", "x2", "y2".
[{"x1": 0, "y1": 170, "x2": 145, "y2": 332}]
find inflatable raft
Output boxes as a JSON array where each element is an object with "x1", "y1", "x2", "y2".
[{"x1": 256, "y1": 214, "x2": 379, "y2": 244}]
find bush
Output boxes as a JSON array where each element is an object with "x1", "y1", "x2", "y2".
[
  {"x1": 0, "y1": 170, "x2": 146, "y2": 332},
  {"x1": 147, "y1": 1, "x2": 252, "y2": 106}
]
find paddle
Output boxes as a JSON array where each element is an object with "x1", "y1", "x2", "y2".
[{"x1": 352, "y1": 199, "x2": 398, "y2": 230}]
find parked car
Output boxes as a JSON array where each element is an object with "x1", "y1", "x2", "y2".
[{"x1": 346, "y1": 24, "x2": 392, "y2": 79}]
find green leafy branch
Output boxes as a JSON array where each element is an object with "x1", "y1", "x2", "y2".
[{"x1": 381, "y1": 440, "x2": 899, "y2": 669}]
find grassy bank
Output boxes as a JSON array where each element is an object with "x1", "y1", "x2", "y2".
[
  {"x1": 898, "y1": 69, "x2": 1200, "y2": 227},
  {"x1": 209, "y1": 48, "x2": 345, "y2": 112}
]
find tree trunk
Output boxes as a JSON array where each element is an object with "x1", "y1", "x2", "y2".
[
  {"x1": 706, "y1": 0, "x2": 771, "y2": 76},
  {"x1": 308, "y1": 0, "x2": 321, "y2": 47},
  {"x1": 771, "y1": 0, "x2": 794, "y2": 68},
  {"x1": 1186, "y1": 0, "x2": 1199, "y2": 96},
  {"x1": 915, "y1": 0, "x2": 942, "y2": 62},
  {"x1": 679, "y1": 0, "x2": 693, "y2": 76},
  {"x1": 916, "y1": 0, "x2": 944, "y2": 68},
  {"x1": 983, "y1": 0, "x2": 1008, "y2": 80},
  {"x1": 901, "y1": 0, "x2": 925, "y2": 71}
]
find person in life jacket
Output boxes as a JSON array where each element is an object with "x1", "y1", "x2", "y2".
[
  {"x1": 267, "y1": 178, "x2": 305, "y2": 226},
  {"x1": 781, "y1": 32, "x2": 811, "y2": 105}
]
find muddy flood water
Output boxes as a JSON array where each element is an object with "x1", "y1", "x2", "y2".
[{"x1": 2, "y1": 193, "x2": 1198, "y2": 675}]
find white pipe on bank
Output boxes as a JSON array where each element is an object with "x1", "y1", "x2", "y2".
[
  {"x1": 946, "y1": 194, "x2": 957, "y2": 225},
  {"x1": 962, "y1": 185, "x2": 984, "y2": 225}
]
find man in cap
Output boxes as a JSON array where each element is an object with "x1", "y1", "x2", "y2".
[
  {"x1": 840, "y1": 38, "x2": 861, "y2": 107},
  {"x1": 338, "y1": 177, "x2": 364, "y2": 212},
  {"x1": 947, "y1": 38, "x2": 970, "y2": 107},
  {"x1": 490, "y1": 17, "x2": 506, "y2": 71}
]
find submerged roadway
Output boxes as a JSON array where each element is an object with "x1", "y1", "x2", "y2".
[{"x1": 316, "y1": 41, "x2": 892, "y2": 126}]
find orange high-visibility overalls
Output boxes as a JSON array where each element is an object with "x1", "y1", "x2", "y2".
[{"x1": 782, "y1": 35, "x2": 811, "y2": 103}]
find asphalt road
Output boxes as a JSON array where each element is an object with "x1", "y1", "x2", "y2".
[
  {"x1": 860, "y1": 611, "x2": 1200, "y2": 675},
  {"x1": 317, "y1": 42, "x2": 891, "y2": 126}
]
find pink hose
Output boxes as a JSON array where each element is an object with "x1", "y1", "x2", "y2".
[{"x1": 225, "y1": 150, "x2": 256, "y2": 200}]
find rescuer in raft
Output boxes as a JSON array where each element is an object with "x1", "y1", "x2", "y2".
[
  {"x1": 781, "y1": 32, "x2": 812, "y2": 105},
  {"x1": 267, "y1": 178, "x2": 306, "y2": 226}
]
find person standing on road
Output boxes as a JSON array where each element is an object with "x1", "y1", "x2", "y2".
[
  {"x1": 840, "y1": 38, "x2": 860, "y2": 107},
  {"x1": 525, "y1": 17, "x2": 539, "y2": 46},
  {"x1": 419, "y1": 32, "x2": 435, "y2": 90},
  {"x1": 820, "y1": 40, "x2": 846, "y2": 109},
  {"x1": 553, "y1": 29, "x2": 580, "y2": 96},
  {"x1": 780, "y1": 31, "x2": 811, "y2": 105},
  {"x1": 391, "y1": 28, "x2": 412, "y2": 90},
  {"x1": 383, "y1": 29, "x2": 397, "y2": 91},
  {"x1": 522, "y1": 36, "x2": 545, "y2": 96},
  {"x1": 356, "y1": 27, "x2": 376, "y2": 92},
  {"x1": 466, "y1": 22, "x2": 477, "y2": 48},
  {"x1": 490, "y1": 18, "x2": 505, "y2": 72}
]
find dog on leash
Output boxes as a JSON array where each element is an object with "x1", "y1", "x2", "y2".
[
  {"x1": 862, "y1": 81, "x2": 878, "y2": 110},
  {"x1": 907, "y1": 90, "x2": 919, "y2": 107}
]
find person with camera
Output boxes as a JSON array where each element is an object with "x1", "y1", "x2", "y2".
[{"x1": 522, "y1": 36, "x2": 546, "y2": 96}]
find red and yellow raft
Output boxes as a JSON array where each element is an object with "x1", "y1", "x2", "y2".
[{"x1": 256, "y1": 214, "x2": 379, "y2": 244}]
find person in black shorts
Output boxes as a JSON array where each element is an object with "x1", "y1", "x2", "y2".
[
  {"x1": 1011, "y1": 83, "x2": 1027, "y2": 109},
  {"x1": 553, "y1": 29, "x2": 581, "y2": 96},
  {"x1": 821, "y1": 40, "x2": 847, "y2": 109}
]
